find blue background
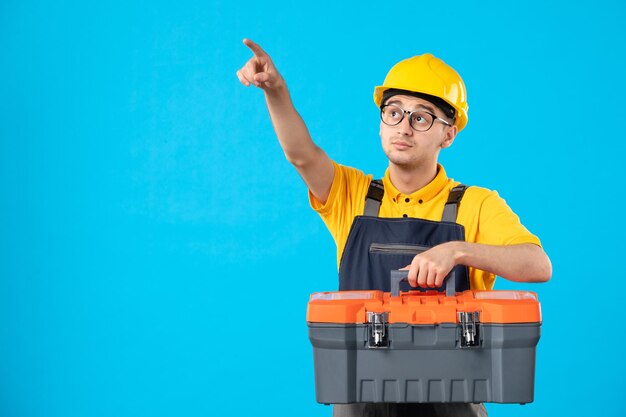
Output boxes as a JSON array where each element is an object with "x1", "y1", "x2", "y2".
[{"x1": 1, "y1": 1, "x2": 625, "y2": 416}]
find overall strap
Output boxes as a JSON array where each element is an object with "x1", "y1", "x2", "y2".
[
  {"x1": 364, "y1": 180, "x2": 468, "y2": 221},
  {"x1": 363, "y1": 179, "x2": 384, "y2": 217},
  {"x1": 442, "y1": 184, "x2": 468, "y2": 222}
]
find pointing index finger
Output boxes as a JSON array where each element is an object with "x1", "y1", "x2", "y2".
[{"x1": 243, "y1": 38, "x2": 267, "y2": 59}]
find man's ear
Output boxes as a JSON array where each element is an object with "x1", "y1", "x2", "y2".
[{"x1": 441, "y1": 125, "x2": 458, "y2": 149}]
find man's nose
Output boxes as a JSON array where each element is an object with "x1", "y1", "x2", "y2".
[{"x1": 396, "y1": 115, "x2": 413, "y2": 135}]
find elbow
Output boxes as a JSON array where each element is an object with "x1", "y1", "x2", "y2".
[
  {"x1": 284, "y1": 149, "x2": 316, "y2": 169},
  {"x1": 284, "y1": 150, "x2": 300, "y2": 166},
  {"x1": 542, "y1": 257, "x2": 552, "y2": 282},
  {"x1": 535, "y1": 266, "x2": 552, "y2": 283},
  {"x1": 287, "y1": 155, "x2": 308, "y2": 168},
  {"x1": 513, "y1": 244, "x2": 552, "y2": 283},
  {"x1": 532, "y1": 250, "x2": 552, "y2": 283}
]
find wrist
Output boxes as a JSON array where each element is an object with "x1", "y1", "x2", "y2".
[
  {"x1": 264, "y1": 82, "x2": 289, "y2": 100},
  {"x1": 447, "y1": 241, "x2": 469, "y2": 265}
]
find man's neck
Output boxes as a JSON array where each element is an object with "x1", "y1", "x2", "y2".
[{"x1": 388, "y1": 163, "x2": 438, "y2": 195}]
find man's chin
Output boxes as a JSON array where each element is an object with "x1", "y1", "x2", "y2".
[{"x1": 387, "y1": 157, "x2": 420, "y2": 169}]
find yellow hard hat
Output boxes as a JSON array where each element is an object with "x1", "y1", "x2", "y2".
[{"x1": 373, "y1": 53, "x2": 469, "y2": 131}]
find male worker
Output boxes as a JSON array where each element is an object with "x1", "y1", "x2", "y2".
[{"x1": 237, "y1": 39, "x2": 551, "y2": 417}]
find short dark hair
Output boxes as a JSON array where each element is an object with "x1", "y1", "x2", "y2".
[{"x1": 382, "y1": 88, "x2": 456, "y2": 122}]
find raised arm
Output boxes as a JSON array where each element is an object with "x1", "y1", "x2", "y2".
[{"x1": 236, "y1": 39, "x2": 334, "y2": 204}]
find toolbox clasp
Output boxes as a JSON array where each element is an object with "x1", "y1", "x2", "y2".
[
  {"x1": 366, "y1": 312, "x2": 389, "y2": 348},
  {"x1": 457, "y1": 311, "x2": 481, "y2": 348}
]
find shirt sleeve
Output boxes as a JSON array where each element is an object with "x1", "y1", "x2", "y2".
[
  {"x1": 476, "y1": 190, "x2": 542, "y2": 247},
  {"x1": 309, "y1": 161, "x2": 371, "y2": 251}
]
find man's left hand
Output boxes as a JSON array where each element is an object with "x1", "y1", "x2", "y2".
[{"x1": 402, "y1": 242, "x2": 459, "y2": 288}]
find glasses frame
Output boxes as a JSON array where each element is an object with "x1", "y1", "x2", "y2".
[{"x1": 380, "y1": 104, "x2": 452, "y2": 132}]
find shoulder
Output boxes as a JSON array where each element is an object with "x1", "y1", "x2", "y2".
[
  {"x1": 455, "y1": 183, "x2": 523, "y2": 225},
  {"x1": 436, "y1": 166, "x2": 497, "y2": 205},
  {"x1": 310, "y1": 161, "x2": 373, "y2": 215},
  {"x1": 331, "y1": 162, "x2": 374, "y2": 197},
  {"x1": 445, "y1": 181, "x2": 498, "y2": 205},
  {"x1": 448, "y1": 182, "x2": 515, "y2": 218},
  {"x1": 334, "y1": 162, "x2": 371, "y2": 183},
  {"x1": 462, "y1": 184, "x2": 498, "y2": 202}
]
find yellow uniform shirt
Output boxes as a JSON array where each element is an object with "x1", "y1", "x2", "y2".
[{"x1": 309, "y1": 162, "x2": 541, "y2": 290}]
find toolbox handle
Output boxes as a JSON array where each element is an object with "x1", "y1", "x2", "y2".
[{"x1": 390, "y1": 269, "x2": 457, "y2": 297}]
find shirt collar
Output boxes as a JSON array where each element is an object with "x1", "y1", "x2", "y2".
[{"x1": 382, "y1": 164, "x2": 449, "y2": 204}]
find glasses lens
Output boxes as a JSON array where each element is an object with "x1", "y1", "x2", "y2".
[
  {"x1": 381, "y1": 105, "x2": 404, "y2": 126},
  {"x1": 409, "y1": 111, "x2": 434, "y2": 131}
]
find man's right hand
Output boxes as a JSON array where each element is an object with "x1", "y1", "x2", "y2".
[{"x1": 236, "y1": 39, "x2": 285, "y2": 91}]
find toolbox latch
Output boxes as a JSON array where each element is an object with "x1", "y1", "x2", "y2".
[
  {"x1": 367, "y1": 312, "x2": 389, "y2": 349},
  {"x1": 457, "y1": 311, "x2": 481, "y2": 348}
]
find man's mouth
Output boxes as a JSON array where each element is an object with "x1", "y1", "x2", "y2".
[{"x1": 391, "y1": 140, "x2": 413, "y2": 150}]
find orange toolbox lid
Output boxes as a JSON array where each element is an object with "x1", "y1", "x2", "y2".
[{"x1": 307, "y1": 290, "x2": 541, "y2": 325}]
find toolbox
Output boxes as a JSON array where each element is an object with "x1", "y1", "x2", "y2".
[{"x1": 307, "y1": 271, "x2": 542, "y2": 405}]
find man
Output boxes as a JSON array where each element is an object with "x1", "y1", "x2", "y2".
[{"x1": 237, "y1": 39, "x2": 551, "y2": 417}]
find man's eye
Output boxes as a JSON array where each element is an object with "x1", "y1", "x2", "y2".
[{"x1": 412, "y1": 112, "x2": 431, "y2": 125}]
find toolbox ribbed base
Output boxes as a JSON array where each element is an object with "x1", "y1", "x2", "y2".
[{"x1": 309, "y1": 322, "x2": 539, "y2": 404}]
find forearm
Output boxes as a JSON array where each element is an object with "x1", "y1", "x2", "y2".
[
  {"x1": 448, "y1": 241, "x2": 552, "y2": 283},
  {"x1": 264, "y1": 85, "x2": 321, "y2": 167}
]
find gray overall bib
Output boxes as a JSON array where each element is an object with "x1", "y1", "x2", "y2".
[{"x1": 332, "y1": 180, "x2": 487, "y2": 417}]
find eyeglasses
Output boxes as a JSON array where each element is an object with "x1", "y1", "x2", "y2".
[{"x1": 380, "y1": 104, "x2": 452, "y2": 132}]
